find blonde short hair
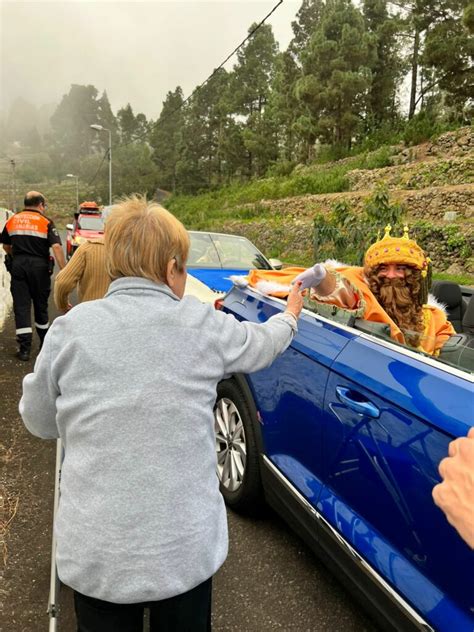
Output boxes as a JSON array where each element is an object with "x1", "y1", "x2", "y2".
[{"x1": 105, "y1": 195, "x2": 189, "y2": 283}]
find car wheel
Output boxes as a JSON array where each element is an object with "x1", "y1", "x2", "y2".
[{"x1": 214, "y1": 379, "x2": 263, "y2": 514}]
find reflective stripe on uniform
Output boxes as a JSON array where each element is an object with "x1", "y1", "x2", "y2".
[
  {"x1": 16, "y1": 327, "x2": 33, "y2": 334},
  {"x1": 34, "y1": 322, "x2": 50, "y2": 329},
  {"x1": 8, "y1": 229, "x2": 48, "y2": 239}
]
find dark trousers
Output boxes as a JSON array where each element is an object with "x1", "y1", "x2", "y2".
[
  {"x1": 10, "y1": 255, "x2": 50, "y2": 349},
  {"x1": 73, "y1": 577, "x2": 212, "y2": 632}
]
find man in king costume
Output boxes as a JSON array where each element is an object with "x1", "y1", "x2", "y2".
[{"x1": 247, "y1": 226, "x2": 455, "y2": 356}]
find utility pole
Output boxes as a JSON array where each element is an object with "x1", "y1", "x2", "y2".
[
  {"x1": 90, "y1": 124, "x2": 112, "y2": 205},
  {"x1": 10, "y1": 159, "x2": 17, "y2": 211}
]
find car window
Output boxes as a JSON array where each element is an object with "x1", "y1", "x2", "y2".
[
  {"x1": 188, "y1": 233, "x2": 220, "y2": 267},
  {"x1": 436, "y1": 334, "x2": 474, "y2": 373},
  {"x1": 210, "y1": 234, "x2": 271, "y2": 270},
  {"x1": 356, "y1": 322, "x2": 474, "y2": 374},
  {"x1": 78, "y1": 215, "x2": 104, "y2": 231},
  {"x1": 187, "y1": 233, "x2": 272, "y2": 270},
  {"x1": 305, "y1": 300, "x2": 474, "y2": 375}
]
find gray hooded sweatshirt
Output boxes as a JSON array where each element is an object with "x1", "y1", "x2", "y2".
[{"x1": 20, "y1": 277, "x2": 297, "y2": 604}]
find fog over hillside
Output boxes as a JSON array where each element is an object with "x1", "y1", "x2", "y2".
[{"x1": 1, "y1": 0, "x2": 298, "y2": 124}]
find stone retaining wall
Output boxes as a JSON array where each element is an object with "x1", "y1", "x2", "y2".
[
  {"x1": 215, "y1": 216, "x2": 474, "y2": 273},
  {"x1": 247, "y1": 184, "x2": 474, "y2": 223},
  {"x1": 348, "y1": 156, "x2": 474, "y2": 191}
]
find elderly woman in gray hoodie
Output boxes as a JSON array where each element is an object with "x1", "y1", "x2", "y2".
[{"x1": 19, "y1": 195, "x2": 303, "y2": 632}]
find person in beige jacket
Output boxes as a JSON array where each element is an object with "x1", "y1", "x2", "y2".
[{"x1": 54, "y1": 238, "x2": 111, "y2": 312}]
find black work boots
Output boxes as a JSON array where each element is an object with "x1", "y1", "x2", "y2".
[{"x1": 16, "y1": 332, "x2": 32, "y2": 362}]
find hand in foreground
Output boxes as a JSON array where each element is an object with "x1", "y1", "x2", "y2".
[
  {"x1": 432, "y1": 427, "x2": 474, "y2": 548},
  {"x1": 285, "y1": 281, "x2": 304, "y2": 319},
  {"x1": 293, "y1": 263, "x2": 326, "y2": 291}
]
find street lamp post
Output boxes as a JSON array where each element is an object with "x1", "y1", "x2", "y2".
[
  {"x1": 90, "y1": 124, "x2": 112, "y2": 205},
  {"x1": 66, "y1": 173, "x2": 79, "y2": 209}
]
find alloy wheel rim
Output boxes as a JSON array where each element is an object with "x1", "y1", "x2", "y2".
[{"x1": 214, "y1": 397, "x2": 246, "y2": 491}]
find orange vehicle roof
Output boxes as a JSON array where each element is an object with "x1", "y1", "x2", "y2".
[{"x1": 79, "y1": 201, "x2": 99, "y2": 209}]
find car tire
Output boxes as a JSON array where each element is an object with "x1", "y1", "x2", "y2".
[{"x1": 214, "y1": 379, "x2": 264, "y2": 514}]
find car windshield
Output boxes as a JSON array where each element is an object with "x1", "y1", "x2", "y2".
[
  {"x1": 187, "y1": 233, "x2": 271, "y2": 270},
  {"x1": 78, "y1": 215, "x2": 104, "y2": 231}
]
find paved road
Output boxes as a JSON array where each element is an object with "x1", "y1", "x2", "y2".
[{"x1": 0, "y1": 257, "x2": 379, "y2": 631}]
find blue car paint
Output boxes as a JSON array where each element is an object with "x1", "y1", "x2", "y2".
[
  {"x1": 222, "y1": 286, "x2": 474, "y2": 631},
  {"x1": 186, "y1": 268, "x2": 250, "y2": 292}
]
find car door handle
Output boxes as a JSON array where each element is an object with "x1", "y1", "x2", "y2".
[{"x1": 335, "y1": 387, "x2": 380, "y2": 419}]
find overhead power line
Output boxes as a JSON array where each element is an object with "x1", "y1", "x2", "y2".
[
  {"x1": 87, "y1": 149, "x2": 109, "y2": 186},
  {"x1": 118, "y1": 0, "x2": 284, "y2": 149}
]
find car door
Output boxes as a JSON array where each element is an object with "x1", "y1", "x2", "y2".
[
  {"x1": 319, "y1": 333, "x2": 474, "y2": 630},
  {"x1": 241, "y1": 294, "x2": 355, "y2": 506}
]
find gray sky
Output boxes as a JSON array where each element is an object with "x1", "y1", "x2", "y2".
[{"x1": 1, "y1": 0, "x2": 300, "y2": 119}]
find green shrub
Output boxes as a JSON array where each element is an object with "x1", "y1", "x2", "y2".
[
  {"x1": 402, "y1": 112, "x2": 463, "y2": 146},
  {"x1": 363, "y1": 146, "x2": 393, "y2": 170}
]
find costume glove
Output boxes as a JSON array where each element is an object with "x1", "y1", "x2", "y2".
[{"x1": 293, "y1": 263, "x2": 327, "y2": 291}]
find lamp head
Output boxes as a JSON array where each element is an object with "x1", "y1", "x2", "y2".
[{"x1": 90, "y1": 124, "x2": 104, "y2": 131}]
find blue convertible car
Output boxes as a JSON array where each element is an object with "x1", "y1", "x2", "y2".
[
  {"x1": 187, "y1": 231, "x2": 282, "y2": 293},
  {"x1": 214, "y1": 283, "x2": 474, "y2": 631}
]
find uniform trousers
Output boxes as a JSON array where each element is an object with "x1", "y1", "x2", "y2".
[
  {"x1": 10, "y1": 255, "x2": 50, "y2": 349},
  {"x1": 73, "y1": 577, "x2": 212, "y2": 632}
]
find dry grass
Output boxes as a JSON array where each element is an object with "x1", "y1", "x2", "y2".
[
  {"x1": 0, "y1": 485, "x2": 19, "y2": 568},
  {"x1": 0, "y1": 429, "x2": 25, "y2": 569}
]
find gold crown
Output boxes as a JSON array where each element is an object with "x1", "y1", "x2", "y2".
[{"x1": 364, "y1": 225, "x2": 429, "y2": 273}]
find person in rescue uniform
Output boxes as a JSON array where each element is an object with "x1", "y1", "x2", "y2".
[{"x1": 0, "y1": 191, "x2": 66, "y2": 360}]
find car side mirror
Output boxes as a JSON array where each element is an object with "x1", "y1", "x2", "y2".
[
  {"x1": 66, "y1": 223, "x2": 73, "y2": 231},
  {"x1": 269, "y1": 258, "x2": 283, "y2": 270}
]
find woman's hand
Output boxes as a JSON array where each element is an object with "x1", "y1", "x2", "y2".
[
  {"x1": 285, "y1": 281, "x2": 304, "y2": 319},
  {"x1": 432, "y1": 427, "x2": 474, "y2": 548}
]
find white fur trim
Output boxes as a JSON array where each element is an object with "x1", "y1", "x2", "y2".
[
  {"x1": 426, "y1": 293, "x2": 448, "y2": 315},
  {"x1": 324, "y1": 259, "x2": 351, "y2": 269},
  {"x1": 229, "y1": 275, "x2": 249, "y2": 289},
  {"x1": 255, "y1": 280, "x2": 291, "y2": 295}
]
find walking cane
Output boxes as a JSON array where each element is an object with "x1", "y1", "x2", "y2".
[{"x1": 47, "y1": 439, "x2": 62, "y2": 632}]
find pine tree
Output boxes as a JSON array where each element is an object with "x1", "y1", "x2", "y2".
[
  {"x1": 117, "y1": 104, "x2": 138, "y2": 144},
  {"x1": 231, "y1": 23, "x2": 279, "y2": 177},
  {"x1": 50, "y1": 84, "x2": 101, "y2": 157},
  {"x1": 422, "y1": 0, "x2": 473, "y2": 116},
  {"x1": 363, "y1": 0, "x2": 404, "y2": 126},
  {"x1": 97, "y1": 91, "x2": 118, "y2": 145},
  {"x1": 175, "y1": 69, "x2": 232, "y2": 192},
  {"x1": 289, "y1": 0, "x2": 325, "y2": 60},
  {"x1": 296, "y1": 0, "x2": 374, "y2": 152},
  {"x1": 149, "y1": 87, "x2": 185, "y2": 192},
  {"x1": 399, "y1": 0, "x2": 472, "y2": 119},
  {"x1": 266, "y1": 51, "x2": 302, "y2": 163}
]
